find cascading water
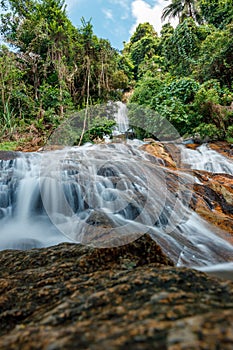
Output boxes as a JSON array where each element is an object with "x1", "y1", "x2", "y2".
[
  {"x1": 180, "y1": 143, "x2": 233, "y2": 174},
  {"x1": 113, "y1": 101, "x2": 129, "y2": 134},
  {"x1": 1, "y1": 103, "x2": 233, "y2": 277},
  {"x1": 0, "y1": 154, "x2": 69, "y2": 249}
]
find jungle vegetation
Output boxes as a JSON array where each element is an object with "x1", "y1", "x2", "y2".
[{"x1": 0, "y1": 0, "x2": 232, "y2": 149}]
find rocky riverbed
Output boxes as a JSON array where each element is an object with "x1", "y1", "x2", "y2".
[{"x1": 0, "y1": 235, "x2": 233, "y2": 350}]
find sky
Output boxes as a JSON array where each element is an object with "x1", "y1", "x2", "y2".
[{"x1": 65, "y1": 0, "x2": 176, "y2": 50}]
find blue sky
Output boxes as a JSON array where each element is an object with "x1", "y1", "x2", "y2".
[{"x1": 65, "y1": 0, "x2": 176, "y2": 50}]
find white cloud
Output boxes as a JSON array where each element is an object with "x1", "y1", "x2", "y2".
[
  {"x1": 130, "y1": 0, "x2": 178, "y2": 36},
  {"x1": 102, "y1": 8, "x2": 114, "y2": 20}
]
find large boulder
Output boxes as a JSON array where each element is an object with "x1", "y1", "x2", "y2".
[{"x1": 0, "y1": 235, "x2": 233, "y2": 349}]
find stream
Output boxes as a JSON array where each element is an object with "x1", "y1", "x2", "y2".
[{"x1": 0, "y1": 103, "x2": 233, "y2": 278}]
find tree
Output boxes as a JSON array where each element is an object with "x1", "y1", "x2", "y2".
[
  {"x1": 123, "y1": 23, "x2": 160, "y2": 79},
  {"x1": 162, "y1": 18, "x2": 203, "y2": 76},
  {"x1": 198, "y1": 0, "x2": 233, "y2": 29},
  {"x1": 162, "y1": 0, "x2": 202, "y2": 24},
  {"x1": 1, "y1": 0, "x2": 77, "y2": 118},
  {"x1": 196, "y1": 25, "x2": 233, "y2": 88},
  {"x1": 0, "y1": 46, "x2": 30, "y2": 135}
]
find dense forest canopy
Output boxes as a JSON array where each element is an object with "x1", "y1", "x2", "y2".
[{"x1": 0, "y1": 0, "x2": 232, "y2": 149}]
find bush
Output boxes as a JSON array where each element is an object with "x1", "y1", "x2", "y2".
[
  {"x1": 226, "y1": 125, "x2": 233, "y2": 139},
  {"x1": 193, "y1": 123, "x2": 223, "y2": 141}
]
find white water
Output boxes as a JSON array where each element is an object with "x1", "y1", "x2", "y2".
[
  {"x1": 0, "y1": 155, "x2": 69, "y2": 249},
  {"x1": 112, "y1": 101, "x2": 129, "y2": 135},
  {"x1": 1, "y1": 142, "x2": 233, "y2": 269},
  {"x1": 180, "y1": 143, "x2": 233, "y2": 174},
  {"x1": 1, "y1": 104, "x2": 233, "y2": 278}
]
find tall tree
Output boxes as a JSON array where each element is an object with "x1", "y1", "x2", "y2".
[
  {"x1": 161, "y1": 0, "x2": 202, "y2": 24},
  {"x1": 1, "y1": 0, "x2": 78, "y2": 117},
  {"x1": 123, "y1": 23, "x2": 160, "y2": 79}
]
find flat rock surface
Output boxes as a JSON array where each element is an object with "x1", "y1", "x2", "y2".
[{"x1": 0, "y1": 235, "x2": 233, "y2": 350}]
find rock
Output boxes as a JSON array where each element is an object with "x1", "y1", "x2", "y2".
[
  {"x1": 142, "y1": 142, "x2": 233, "y2": 242},
  {"x1": 0, "y1": 151, "x2": 20, "y2": 160},
  {"x1": 185, "y1": 143, "x2": 200, "y2": 150},
  {"x1": 191, "y1": 171, "x2": 233, "y2": 240},
  {"x1": 141, "y1": 142, "x2": 177, "y2": 168},
  {"x1": 182, "y1": 138, "x2": 195, "y2": 145},
  {"x1": 210, "y1": 141, "x2": 233, "y2": 160},
  {"x1": 0, "y1": 235, "x2": 233, "y2": 349}
]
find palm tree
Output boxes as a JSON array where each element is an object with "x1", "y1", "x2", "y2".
[{"x1": 161, "y1": 0, "x2": 202, "y2": 24}]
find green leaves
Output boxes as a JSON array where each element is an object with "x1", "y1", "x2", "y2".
[
  {"x1": 198, "y1": 0, "x2": 233, "y2": 29},
  {"x1": 161, "y1": 0, "x2": 202, "y2": 24},
  {"x1": 196, "y1": 25, "x2": 233, "y2": 88}
]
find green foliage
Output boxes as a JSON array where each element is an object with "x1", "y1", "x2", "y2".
[
  {"x1": 0, "y1": 0, "x2": 127, "y2": 142},
  {"x1": 111, "y1": 71, "x2": 129, "y2": 90},
  {"x1": 127, "y1": 103, "x2": 180, "y2": 140},
  {"x1": 226, "y1": 125, "x2": 233, "y2": 143},
  {"x1": 161, "y1": 0, "x2": 202, "y2": 24},
  {"x1": 164, "y1": 77, "x2": 200, "y2": 103},
  {"x1": 130, "y1": 76, "x2": 200, "y2": 135},
  {"x1": 126, "y1": 4, "x2": 233, "y2": 141},
  {"x1": 226, "y1": 126, "x2": 233, "y2": 140},
  {"x1": 117, "y1": 55, "x2": 134, "y2": 82},
  {"x1": 196, "y1": 25, "x2": 233, "y2": 88},
  {"x1": 193, "y1": 123, "x2": 223, "y2": 141},
  {"x1": 80, "y1": 118, "x2": 116, "y2": 144},
  {"x1": 129, "y1": 22, "x2": 158, "y2": 44},
  {"x1": 162, "y1": 18, "x2": 202, "y2": 75},
  {"x1": 0, "y1": 0, "x2": 232, "y2": 145},
  {"x1": 198, "y1": 0, "x2": 233, "y2": 29},
  {"x1": 123, "y1": 22, "x2": 160, "y2": 79},
  {"x1": 193, "y1": 80, "x2": 233, "y2": 130}
]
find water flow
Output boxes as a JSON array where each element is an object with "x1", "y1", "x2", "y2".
[
  {"x1": 0, "y1": 154, "x2": 70, "y2": 250},
  {"x1": 1, "y1": 105, "x2": 233, "y2": 274},
  {"x1": 113, "y1": 101, "x2": 129, "y2": 134},
  {"x1": 180, "y1": 143, "x2": 233, "y2": 174},
  {"x1": 1, "y1": 142, "x2": 233, "y2": 272}
]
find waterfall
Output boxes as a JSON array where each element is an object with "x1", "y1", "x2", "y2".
[
  {"x1": 1, "y1": 102, "x2": 233, "y2": 275},
  {"x1": 1, "y1": 141, "x2": 233, "y2": 272},
  {"x1": 180, "y1": 143, "x2": 233, "y2": 174},
  {"x1": 0, "y1": 154, "x2": 70, "y2": 250},
  {"x1": 113, "y1": 101, "x2": 129, "y2": 135}
]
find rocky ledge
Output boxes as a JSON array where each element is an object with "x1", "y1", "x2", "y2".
[
  {"x1": 143, "y1": 142, "x2": 233, "y2": 240},
  {"x1": 0, "y1": 235, "x2": 233, "y2": 350},
  {"x1": 0, "y1": 151, "x2": 20, "y2": 161}
]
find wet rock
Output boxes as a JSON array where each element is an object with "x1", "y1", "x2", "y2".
[
  {"x1": 0, "y1": 151, "x2": 20, "y2": 160},
  {"x1": 143, "y1": 142, "x2": 233, "y2": 242},
  {"x1": 141, "y1": 142, "x2": 177, "y2": 168},
  {"x1": 0, "y1": 235, "x2": 233, "y2": 349},
  {"x1": 210, "y1": 141, "x2": 233, "y2": 160},
  {"x1": 191, "y1": 171, "x2": 233, "y2": 240}
]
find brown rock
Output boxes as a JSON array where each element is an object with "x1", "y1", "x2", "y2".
[
  {"x1": 0, "y1": 235, "x2": 233, "y2": 349},
  {"x1": 191, "y1": 171, "x2": 233, "y2": 241},
  {"x1": 141, "y1": 142, "x2": 177, "y2": 168},
  {"x1": 185, "y1": 143, "x2": 200, "y2": 150},
  {"x1": 209, "y1": 141, "x2": 233, "y2": 160}
]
